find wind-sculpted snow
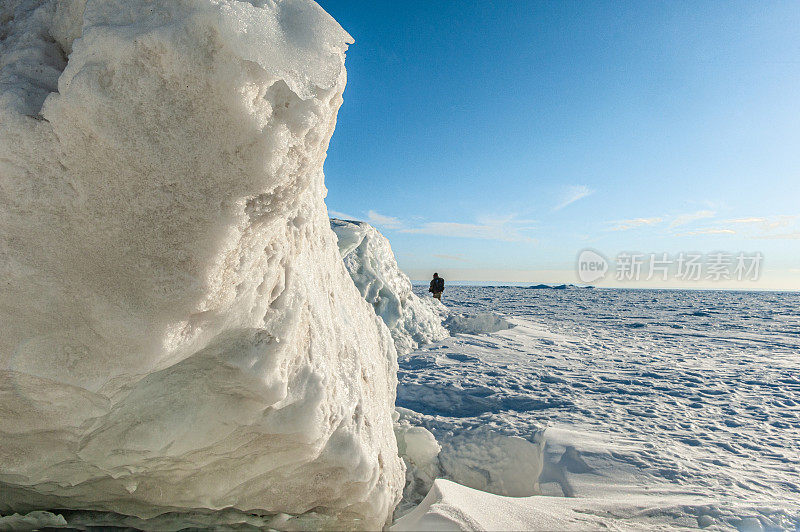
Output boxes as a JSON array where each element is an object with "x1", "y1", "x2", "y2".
[
  {"x1": 331, "y1": 219, "x2": 448, "y2": 354},
  {"x1": 0, "y1": 1, "x2": 403, "y2": 527}
]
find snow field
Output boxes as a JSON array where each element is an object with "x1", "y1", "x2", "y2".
[{"x1": 395, "y1": 285, "x2": 800, "y2": 530}]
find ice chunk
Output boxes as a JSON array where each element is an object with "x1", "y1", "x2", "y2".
[
  {"x1": 394, "y1": 416, "x2": 442, "y2": 513},
  {"x1": 394, "y1": 408, "x2": 544, "y2": 511},
  {"x1": 444, "y1": 311, "x2": 513, "y2": 335},
  {"x1": 438, "y1": 426, "x2": 544, "y2": 497},
  {"x1": 0, "y1": 0, "x2": 402, "y2": 527},
  {"x1": 331, "y1": 218, "x2": 448, "y2": 353}
]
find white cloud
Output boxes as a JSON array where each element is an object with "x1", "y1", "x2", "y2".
[
  {"x1": 726, "y1": 217, "x2": 767, "y2": 225},
  {"x1": 676, "y1": 228, "x2": 736, "y2": 236},
  {"x1": 669, "y1": 210, "x2": 716, "y2": 228},
  {"x1": 609, "y1": 217, "x2": 663, "y2": 231},
  {"x1": 402, "y1": 222, "x2": 533, "y2": 242},
  {"x1": 553, "y1": 185, "x2": 594, "y2": 211},
  {"x1": 725, "y1": 215, "x2": 797, "y2": 231},
  {"x1": 433, "y1": 254, "x2": 470, "y2": 263},
  {"x1": 366, "y1": 210, "x2": 403, "y2": 229},
  {"x1": 701, "y1": 215, "x2": 800, "y2": 238},
  {"x1": 344, "y1": 211, "x2": 536, "y2": 243},
  {"x1": 328, "y1": 209, "x2": 358, "y2": 221},
  {"x1": 401, "y1": 215, "x2": 536, "y2": 242},
  {"x1": 753, "y1": 231, "x2": 800, "y2": 240}
]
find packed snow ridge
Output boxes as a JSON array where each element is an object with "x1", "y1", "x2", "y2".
[
  {"x1": 0, "y1": 0, "x2": 404, "y2": 528},
  {"x1": 331, "y1": 218, "x2": 448, "y2": 354}
]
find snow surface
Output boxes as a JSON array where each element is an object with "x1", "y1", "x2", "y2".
[
  {"x1": 331, "y1": 218, "x2": 448, "y2": 354},
  {"x1": 396, "y1": 285, "x2": 800, "y2": 530},
  {"x1": 392, "y1": 478, "x2": 598, "y2": 531},
  {"x1": 0, "y1": 0, "x2": 404, "y2": 527}
]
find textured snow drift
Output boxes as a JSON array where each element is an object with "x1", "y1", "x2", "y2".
[
  {"x1": 392, "y1": 479, "x2": 573, "y2": 532},
  {"x1": 0, "y1": 0, "x2": 403, "y2": 527},
  {"x1": 393, "y1": 478, "x2": 767, "y2": 532},
  {"x1": 331, "y1": 218, "x2": 448, "y2": 354}
]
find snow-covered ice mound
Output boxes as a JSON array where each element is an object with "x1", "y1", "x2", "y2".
[
  {"x1": 331, "y1": 218, "x2": 448, "y2": 354},
  {"x1": 0, "y1": 0, "x2": 403, "y2": 527},
  {"x1": 443, "y1": 311, "x2": 513, "y2": 335},
  {"x1": 393, "y1": 408, "x2": 544, "y2": 516},
  {"x1": 438, "y1": 427, "x2": 543, "y2": 498},
  {"x1": 393, "y1": 412, "x2": 442, "y2": 513}
]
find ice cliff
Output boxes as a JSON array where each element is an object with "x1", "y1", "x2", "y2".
[
  {"x1": 330, "y1": 219, "x2": 448, "y2": 354},
  {"x1": 0, "y1": 0, "x2": 404, "y2": 528}
]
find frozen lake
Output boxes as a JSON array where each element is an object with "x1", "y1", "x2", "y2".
[{"x1": 400, "y1": 285, "x2": 800, "y2": 529}]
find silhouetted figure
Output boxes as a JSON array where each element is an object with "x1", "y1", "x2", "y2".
[{"x1": 429, "y1": 272, "x2": 445, "y2": 301}]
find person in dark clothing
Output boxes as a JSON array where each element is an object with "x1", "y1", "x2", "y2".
[{"x1": 429, "y1": 272, "x2": 445, "y2": 300}]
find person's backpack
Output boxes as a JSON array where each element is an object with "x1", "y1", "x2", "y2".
[{"x1": 433, "y1": 277, "x2": 444, "y2": 292}]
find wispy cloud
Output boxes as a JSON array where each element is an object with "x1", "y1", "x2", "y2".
[
  {"x1": 553, "y1": 185, "x2": 594, "y2": 211},
  {"x1": 609, "y1": 217, "x2": 663, "y2": 231},
  {"x1": 723, "y1": 215, "x2": 797, "y2": 232},
  {"x1": 347, "y1": 211, "x2": 537, "y2": 242},
  {"x1": 400, "y1": 215, "x2": 536, "y2": 242},
  {"x1": 669, "y1": 210, "x2": 716, "y2": 228},
  {"x1": 433, "y1": 254, "x2": 471, "y2": 263},
  {"x1": 752, "y1": 231, "x2": 800, "y2": 240},
  {"x1": 366, "y1": 210, "x2": 403, "y2": 229},
  {"x1": 604, "y1": 210, "x2": 716, "y2": 233},
  {"x1": 681, "y1": 214, "x2": 800, "y2": 239},
  {"x1": 676, "y1": 228, "x2": 736, "y2": 236},
  {"x1": 402, "y1": 221, "x2": 534, "y2": 242},
  {"x1": 726, "y1": 217, "x2": 766, "y2": 225},
  {"x1": 328, "y1": 209, "x2": 358, "y2": 221}
]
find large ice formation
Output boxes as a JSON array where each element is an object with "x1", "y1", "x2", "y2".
[
  {"x1": 331, "y1": 219, "x2": 448, "y2": 354},
  {"x1": 0, "y1": 0, "x2": 404, "y2": 527}
]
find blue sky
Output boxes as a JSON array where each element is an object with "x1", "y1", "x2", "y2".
[{"x1": 317, "y1": 1, "x2": 800, "y2": 288}]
